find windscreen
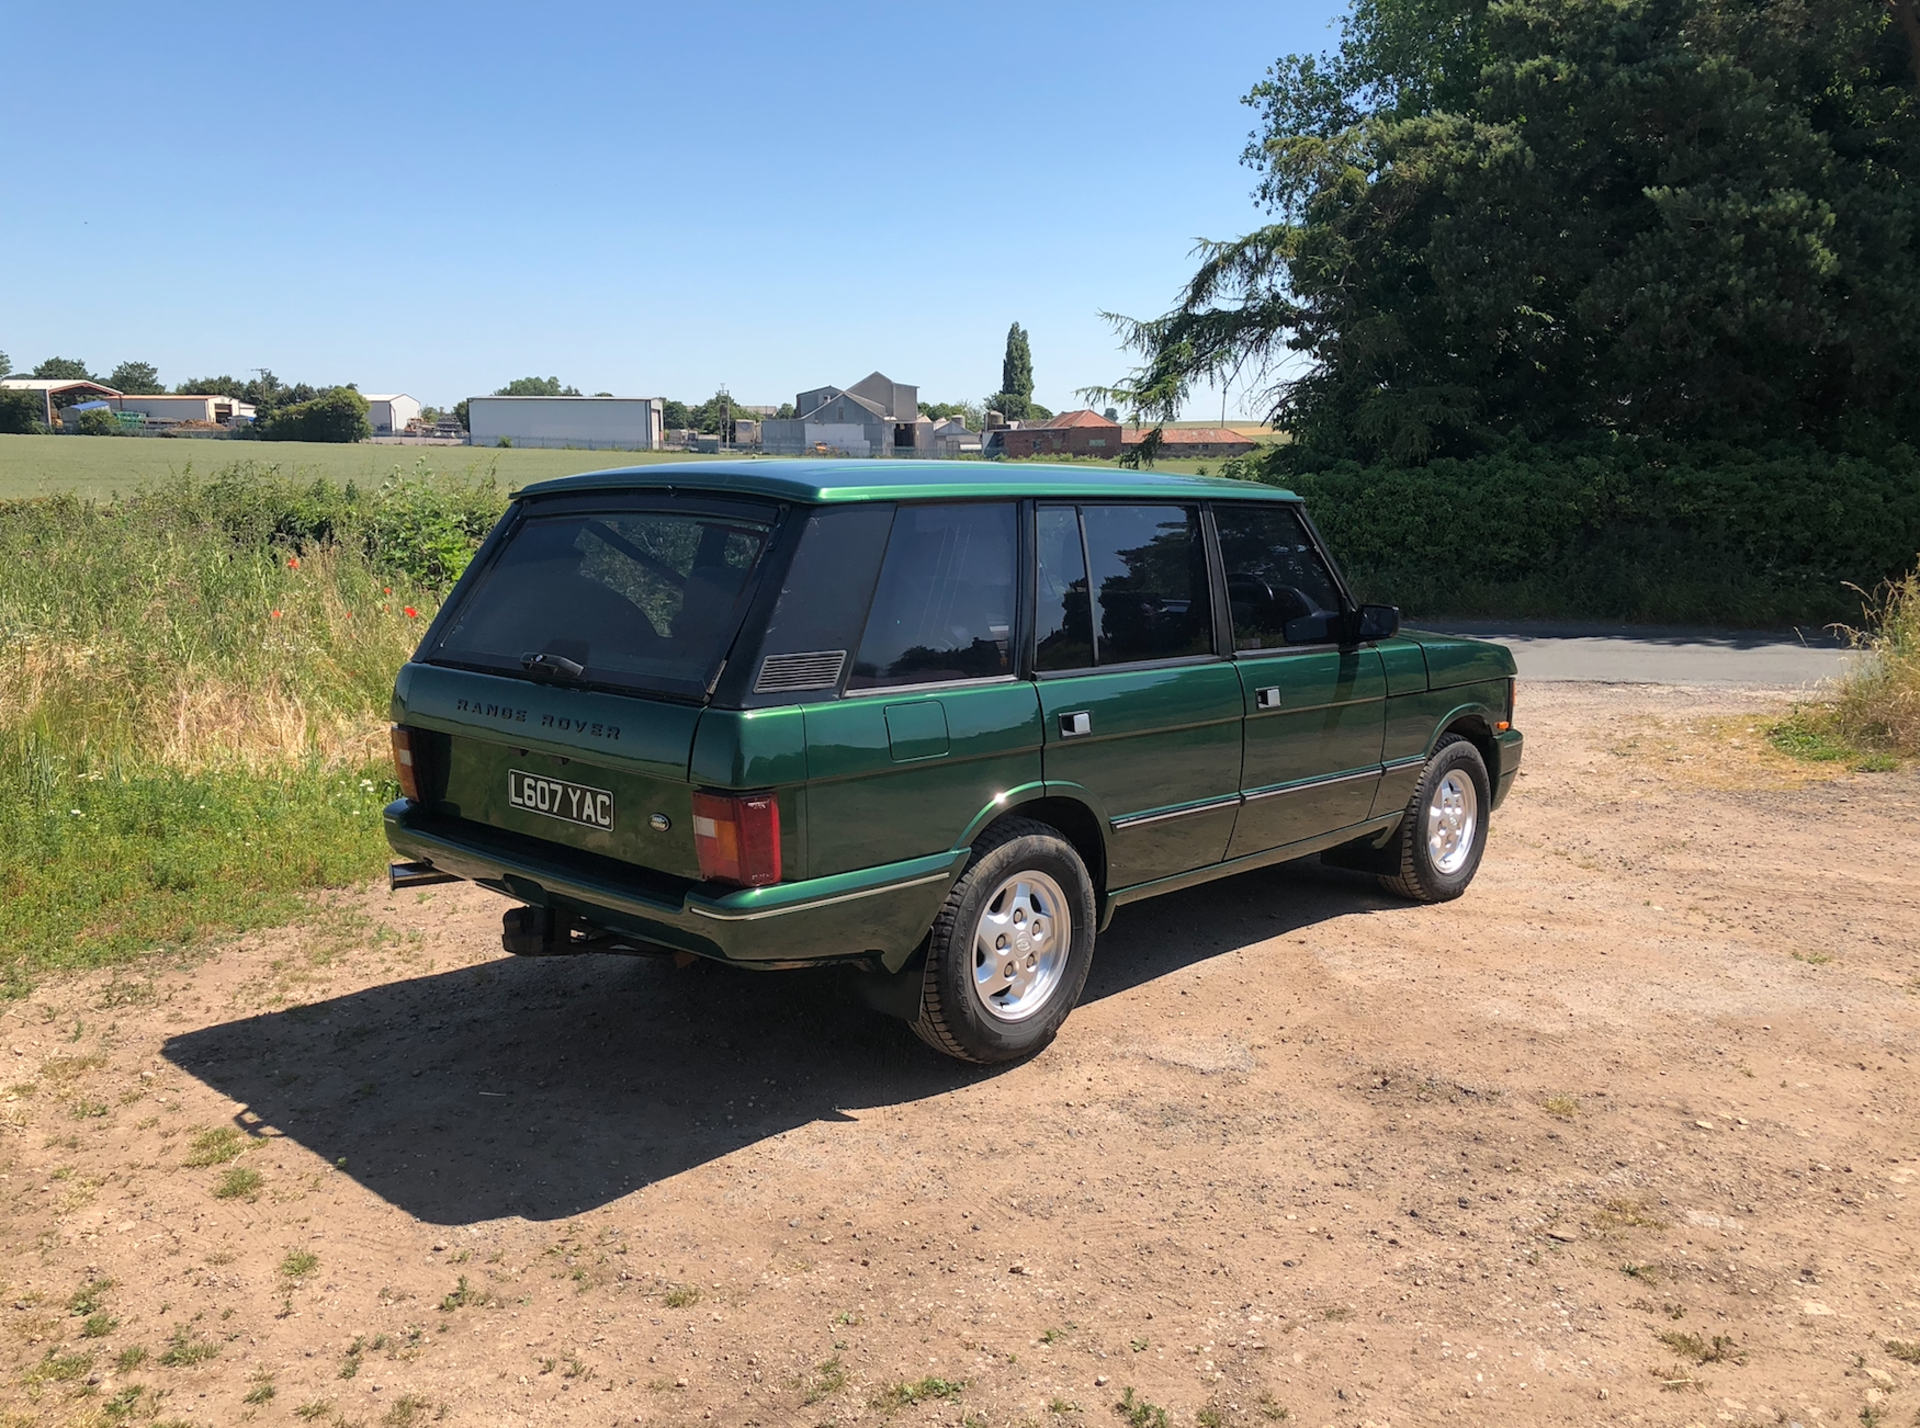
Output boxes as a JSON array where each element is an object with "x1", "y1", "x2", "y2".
[{"x1": 429, "y1": 505, "x2": 775, "y2": 699}]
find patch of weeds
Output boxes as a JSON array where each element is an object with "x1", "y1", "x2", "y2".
[
  {"x1": 1321, "y1": 1305, "x2": 1354, "y2": 1322},
  {"x1": 438, "y1": 1275, "x2": 480, "y2": 1312},
  {"x1": 68, "y1": 1277, "x2": 114, "y2": 1315},
  {"x1": 1653, "y1": 1363, "x2": 1706, "y2": 1392},
  {"x1": 159, "y1": 1325, "x2": 219, "y2": 1366},
  {"x1": 244, "y1": 1370, "x2": 276, "y2": 1404},
  {"x1": 102, "y1": 1384, "x2": 146, "y2": 1420},
  {"x1": 871, "y1": 1375, "x2": 965, "y2": 1410},
  {"x1": 82, "y1": 1311, "x2": 118, "y2": 1337},
  {"x1": 1197, "y1": 1404, "x2": 1229, "y2": 1428},
  {"x1": 1858, "y1": 1405, "x2": 1882, "y2": 1428},
  {"x1": 182, "y1": 1125, "x2": 249, "y2": 1167},
  {"x1": 26, "y1": 1346, "x2": 95, "y2": 1384},
  {"x1": 115, "y1": 1345, "x2": 149, "y2": 1372},
  {"x1": 1664, "y1": 1302, "x2": 1687, "y2": 1320},
  {"x1": 1884, "y1": 1339, "x2": 1920, "y2": 1364},
  {"x1": 1542, "y1": 1095, "x2": 1579, "y2": 1118},
  {"x1": 1656, "y1": 1330, "x2": 1745, "y2": 1365},
  {"x1": 340, "y1": 1336, "x2": 367, "y2": 1378},
  {"x1": 1595, "y1": 1199, "x2": 1667, "y2": 1230},
  {"x1": 1256, "y1": 1393, "x2": 1290, "y2": 1420},
  {"x1": 1792, "y1": 949, "x2": 1834, "y2": 967},
  {"x1": 294, "y1": 1402, "x2": 333, "y2": 1421},
  {"x1": 562, "y1": 1356, "x2": 588, "y2": 1379},
  {"x1": 1113, "y1": 1386, "x2": 1170, "y2": 1428},
  {"x1": 662, "y1": 1284, "x2": 701, "y2": 1308},
  {"x1": 1048, "y1": 1397, "x2": 1082, "y2": 1415},
  {"x1": 383, "y1": 1394, "x2": 437, "y2": 1426},
  {"x1": 1621, "y1": 1263, "x2": 1658, "y2": 1282},
  {"x1": 71, "y1": 1099, "x2": 109, "y2": 1119},
  {"x1": 801, "y1": 1356, "x2": 849, "y2": 1406},
  {"x1": 280, "y1": 1249, "x2": 320, "y2": 1278},
  {"x1": 1041, "y1": 1323, "x2": 1076, "y2": 1344},
  {"x1": 213, "y1": 1165, "x2": 263, "y2": 1199}
]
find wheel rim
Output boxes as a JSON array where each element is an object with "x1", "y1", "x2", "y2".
[
  {"x1": 1425, "y1": 770, "x2": 1479, "y2": 875},
  {"x1": 969, "y1": 870, "x2": 1070, "y2": 1023}
]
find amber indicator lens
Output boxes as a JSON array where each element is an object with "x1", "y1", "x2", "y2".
[
  {"x1": 691, "y1": 790, "x2": 782, "y2": 887},
  {"x1": 390, "y1": 726, "x2": 421, "y2": 802}
]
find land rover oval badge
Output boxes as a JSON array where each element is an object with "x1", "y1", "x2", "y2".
[{"x1": 649, "y1": 813, "x2": 671, "y2": 832}]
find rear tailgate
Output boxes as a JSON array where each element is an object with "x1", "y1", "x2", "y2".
[{"x1": 393, "y1": 662, "x2": 701, "y2": 880}]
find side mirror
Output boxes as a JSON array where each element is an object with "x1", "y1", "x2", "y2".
[{"x1": 1350, "y1": 603, "x2": 1400, "y2": 642}]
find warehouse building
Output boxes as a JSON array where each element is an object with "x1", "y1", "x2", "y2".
[
  {"x1": 365, "y1": 394, "x2": 422, "y2": 435},
  {"x1": 464, "y1": 396, "x2": 664, "y2": 451}
]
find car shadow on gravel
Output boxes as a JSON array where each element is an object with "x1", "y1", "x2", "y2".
[{"x1": 162, "y1": 859, "x2": 1397, "y2": 1226}]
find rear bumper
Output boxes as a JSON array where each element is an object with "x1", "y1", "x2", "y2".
[
  {"x1": 384, "y1": 800, "x2": 961, "y2": 972},
  {"x1": 1492, "y1": 728, "x2": 1524, "y2": 808}
]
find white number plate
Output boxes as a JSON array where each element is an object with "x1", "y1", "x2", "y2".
[{"x1": 507, "y1": 770, "x2": 614, "y2": 830}]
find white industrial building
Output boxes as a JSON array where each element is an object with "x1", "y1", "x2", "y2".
[
  {"x1": 117, "y1": 393, "x2": 256, "y2": 425},
  {"x1": 465, "y1": 396, "x2": 664, "y2": 451},
  {"x1": 364, "y1": 393, "x2": 421, "y2": 436}
]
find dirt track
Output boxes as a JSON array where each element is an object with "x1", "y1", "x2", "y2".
[{"x1": 3, "y1": 683, "x2": 1918, "y2": 1428}]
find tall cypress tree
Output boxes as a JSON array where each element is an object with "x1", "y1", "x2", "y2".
[{"x1": 995, "y1": 323, "x2": 1035, "y2": 420}]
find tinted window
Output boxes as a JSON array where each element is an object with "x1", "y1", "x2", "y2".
[
  {"x1": 849, "y1": 503, "x2": 1016, "y2": 688},
  {"x1": 1214, "y1": 503, "x2": 1344, "y2": 648},
  {"x1": 1081, "y1": 504, "x2": 1214, "y2": 664},
  {"x1": 432, "y1": 507, "x2": 773, "y2": 697},
  {"x1": 1035, "y1": 505, "x2": 1093, "y2": 671}
]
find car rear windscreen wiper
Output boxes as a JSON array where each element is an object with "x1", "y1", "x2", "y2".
[{"x1": 521, "y1": 651, "x2": 586, "y2": 680}]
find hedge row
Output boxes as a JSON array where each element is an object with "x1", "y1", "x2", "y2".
[{"x1": 1264, "y1": 440, "x2": 1920, "y2": 627}]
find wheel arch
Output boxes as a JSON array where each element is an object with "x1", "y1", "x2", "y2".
[
  {"x1": 1431, "y1": 704, "x2": 1501, "y2": 786},
  {"x1": 961, "y1": 788, "x2": 1109, "y2": 902}
]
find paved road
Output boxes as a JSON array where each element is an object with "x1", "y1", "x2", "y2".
[{"x1": 1420, "y1": 618, "x2": 1855, "y2": 688}]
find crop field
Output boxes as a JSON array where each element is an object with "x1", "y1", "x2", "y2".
[{"x1": 0, "y1": 434, "x2": 729, "y2": 502}]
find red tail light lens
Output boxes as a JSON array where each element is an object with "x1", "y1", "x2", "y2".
[
  {"x1": 390, "y1": 726, "x2": 421, "y2": 802},
  {"x1": 691, "y1": 790, "x2": 781, "y2": 887}
]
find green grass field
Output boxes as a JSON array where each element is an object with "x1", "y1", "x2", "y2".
[
  {"x1": 0, "y1": 433, "x2": 1230, "y2": 501},
  {"x1": 0, "y1": 434, "x2": 731, "y2": 500}
]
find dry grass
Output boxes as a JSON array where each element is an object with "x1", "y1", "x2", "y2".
[{"x1": 1827, "y1": 567, "x2": 1920, "y2": 757}]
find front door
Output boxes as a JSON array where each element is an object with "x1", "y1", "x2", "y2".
[
  {"x1": 1212, "y1": 501, "x2": 1386, "y2": 858},
  {"x1": 1032, "y1": 502, "x2": 1242, "y2": 890}
]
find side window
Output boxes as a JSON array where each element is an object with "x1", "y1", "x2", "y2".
[
  {"x1": 1082, "y1": 504, "x2": 1214, "y2": 664},
  {"x1": 1213, "y1": 503, "x2": 1345, "y2": 649},
  {"x1": 848, "y1": 503, "x2": 1016, "y2": 688},
  {"x1": 1034, "y1": 505, "x2": 1093, "y2": 671}
]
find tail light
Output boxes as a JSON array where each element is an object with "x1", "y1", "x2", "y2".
[
  {"x1": 691, "y1": 790, "x2": 782, "y2": 887},
  {"x1": 390, "y1": 725, "x2": 422, "y2": 801}
]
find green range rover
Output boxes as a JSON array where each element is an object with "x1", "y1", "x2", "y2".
[{"x1": 385, "y1": 462, "x2": 1521, "y2": 1063}]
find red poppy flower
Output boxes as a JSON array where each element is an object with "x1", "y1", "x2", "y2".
[
  {"x1": 404, "y1": 606, "x2": 418, "y2": 618},
  {"x1": 270, "y1": 610, "x2": 282, "y2": 619},
  {"x1": 287, "y1": 556, "x2": 300, "y2": 569},
  {"x1": 384, "y1": 586, "x2": 392, "y2": 594}
]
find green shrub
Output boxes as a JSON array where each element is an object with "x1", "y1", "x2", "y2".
[
  {"x1": 255, "y1": 387, "x2": 372, "y2": 443},
  {"x1": 0, "y1": 388, "x2": 47, "y2": 435},
  {"x1": 71, "y1": 407, "x2": 123, "y2": 436},
  {"x1": 1259, "y1": 439, "x2": 1920, "y2": 626}
]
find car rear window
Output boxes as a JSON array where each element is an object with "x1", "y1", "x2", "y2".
[{"x1": 428, "y1": 505, "x2": 775, "y2": 699}]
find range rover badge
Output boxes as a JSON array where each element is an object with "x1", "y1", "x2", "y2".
[{"x1": 649, "y1": 813, "x2": 672, "y2": 832}]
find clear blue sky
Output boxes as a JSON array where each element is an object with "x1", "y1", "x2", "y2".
[{"x1": 1, "y1": 1, "x2": 1345, "y2": 419}]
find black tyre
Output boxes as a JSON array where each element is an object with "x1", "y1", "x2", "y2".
[
  {"x1": 1377, "y1": 735, "x2": 1491, "y2": 903},
  {"x1": 911, "y1": 818, "x2": 1097, "y2": 1064}
]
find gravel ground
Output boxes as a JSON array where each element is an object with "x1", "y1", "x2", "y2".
[{"x1": 2, "y1": 682, "x2": 1916, "y2": 1428}]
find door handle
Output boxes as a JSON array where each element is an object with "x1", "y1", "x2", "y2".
[
  {"x1": 1255, "y1": 686, "x2": 1282, "y2": 710},
  {"x1": 1058, "y1": 710, "x2": 1092, "y2": 738}
]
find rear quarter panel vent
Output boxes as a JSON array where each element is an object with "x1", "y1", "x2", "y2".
[{"x1": 754, "y1": 650, "x2": 846, "y2": 694}]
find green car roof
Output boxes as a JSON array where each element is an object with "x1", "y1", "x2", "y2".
[{"x1": 514, "y1": 459, "x2": 1299, "y2": 505}]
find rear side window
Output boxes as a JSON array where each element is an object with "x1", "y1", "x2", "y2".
[
  {"x1": 849, "y1": 503, "x2": 1016, "y2": 689},
  {"x1": 1035, "y1": 504, "x2": 1214, "y2": 668},
  {"x1": 1213, "y1": 503, "x2": 1344, "y2": 648},
  {"x1": 430, "y1": 505, "x2": 774, "y2": 698}
]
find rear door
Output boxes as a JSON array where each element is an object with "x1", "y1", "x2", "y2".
[
  {"x1": 1212, "y1": 501, "x2": 1385, "y2": 858},
  {"x1": 1032, "y1": 502, "x2": 1242, "y2": 890},
  {"x1": 800, "y1": 501, "x2": 1044, "y2": 879}
]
